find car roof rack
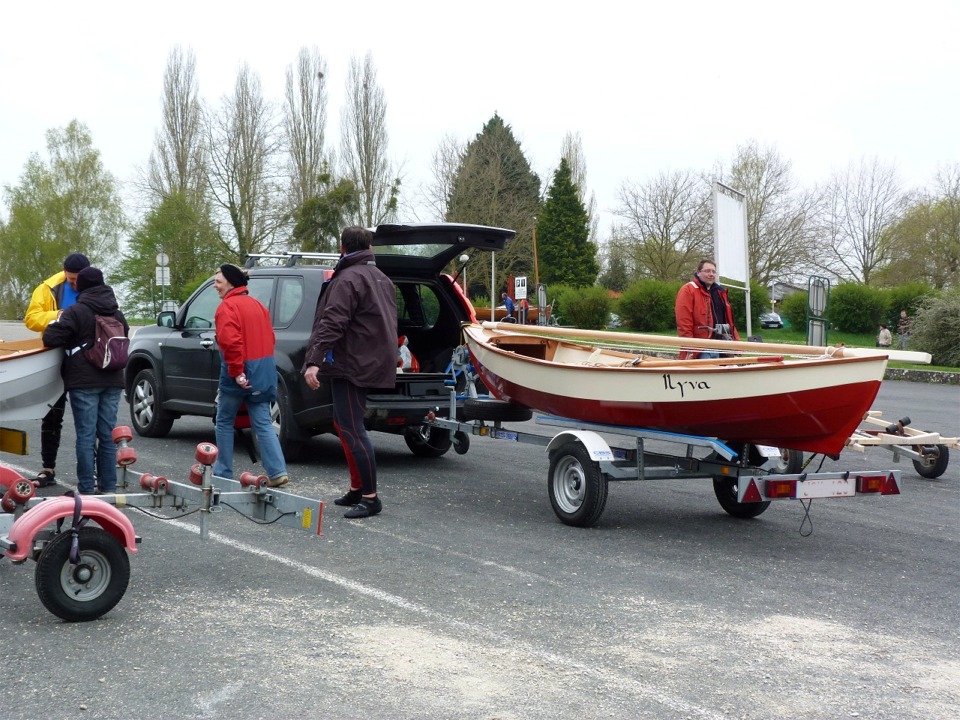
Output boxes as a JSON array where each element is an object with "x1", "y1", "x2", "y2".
[{"x1": 243, "y1": 252, "x2": 341, "y2": 269}]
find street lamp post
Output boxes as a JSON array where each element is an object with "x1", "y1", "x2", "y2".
[
  {"x1": 459, "y1": 254, "x2": 469, "y2": 295},
  {"x1": 532, "y1": 217, "x2": 539, "y2": 288}
]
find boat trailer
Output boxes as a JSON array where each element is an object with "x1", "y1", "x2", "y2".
[{"x1": 1, "y1": 427, "x2": 325, "y2": 622}]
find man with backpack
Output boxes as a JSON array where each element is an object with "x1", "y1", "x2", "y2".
[
  {"x1": 23, "y1": 252, "x2": 90, "y2": 487},
  {"x1": 42, "y1": 266, "x2": 129, "y2": 495}
]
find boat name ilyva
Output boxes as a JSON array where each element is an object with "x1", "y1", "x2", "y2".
[{"x1": 662, "y1": 374, "x2": 711, "y2": 398}]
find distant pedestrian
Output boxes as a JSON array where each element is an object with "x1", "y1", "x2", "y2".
[
  {"x1": 877, "y1": 324, "x2": 892, "y2": 348},
  {"x1": 41, "y1": 266, "x2": 128, "y2": 495},
  {"x1": 897, "y1": 310, "x2": 911, "y2": 350},
  {"x1": 518, "y1": 297, "x2": 530, "y2": 324},
  {"x1": 501, "y1": 292, "x2": 515, "y2": 320}
]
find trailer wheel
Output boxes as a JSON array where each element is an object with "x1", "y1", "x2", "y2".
[
  {"x1": 462, "y1": 399, "x2": 533, "y2": 422},
  {"x1": 713, "y1": 477, "x2": 770, "y2": 519},
  {"x1": 453, "y1": 431, "x2": 470, "y2": 455},
  {"x1": 769, "y1": 447, "x2": 804, "y2": 474},
  {"x1": 35, "y1": 527, "x2": 131, "y2": 622},
  {"x1": 913, "y1": 444, "x2": 949, "y2": 479},
  {"x1": 548, "y1": 442, "x2": 608, "y2": 527},
  {"x1": 403, "y1": 425, "x2": 452, "y2": 458}
]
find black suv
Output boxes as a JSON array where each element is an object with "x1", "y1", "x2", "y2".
[{"x1": 124, "y1": 223, "x2": 514, "y2": 460}]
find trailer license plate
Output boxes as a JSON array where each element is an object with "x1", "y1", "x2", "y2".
[{"x1": 796, "y1": 477, "x2": 856, "y2": 499}]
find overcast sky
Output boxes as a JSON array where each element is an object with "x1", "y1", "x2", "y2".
[{"x1": 2, "y1": 0, "x2": 958, "y2": 235}]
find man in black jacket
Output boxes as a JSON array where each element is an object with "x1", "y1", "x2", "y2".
[
  {"x1": 42, "y1": 267, "x2": 129, "y2": 495},
  {"x1": 303, "y1": 226, "x2": 398, "y2": 519}
]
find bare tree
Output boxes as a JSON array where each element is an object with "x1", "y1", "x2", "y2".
[
  {"x1": 425, "y1": 133, "x2": 464, "y2": 221},
  {"x1": 206, "y1": 63, "x2": 285, "y2": 258},
  {"x1": 816, "y1": 158, "x2": 908, "y2": 284},
  {"x1": 339, "y1": 53, "x2": 398, "y2": 226},
  {"x1": 145, "y1": 46, "x2": 206, "y2": 203},
  {"x1": 723, "y1": 140, "x2": 818, "y2": 287},
  {"x1": 613, "y1": 170, "x2": 713, "y2": 281},
  {"x1": 284, "y1": 47, "x2": 329, "y2": 214}
]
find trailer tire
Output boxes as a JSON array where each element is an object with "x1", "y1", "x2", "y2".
[
  {"x1": 462, "y1": 399, "x2": 533, "y2": 422},
  {"x1": 770, "y1": 447, "x2": 804, "y2": 474},
  {"x1": 913, "y1": 444, "x2": 949, "y2": 479},
  {"x1": 35, "y1": 527, "x2": 131, "y2": 622},
  {"x1": 713, "y1": 477, "x2": 771, "y2": 518},
  {"x1": 548, "y1": 441, "x2": 608, "y2": 527}
]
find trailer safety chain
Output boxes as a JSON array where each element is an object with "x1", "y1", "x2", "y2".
[{"x1": 798, "y1": 499, "x2": 814, "y2": 537}]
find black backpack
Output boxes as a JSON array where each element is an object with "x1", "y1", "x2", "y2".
[{"x1": 84, "y1": 314, "x2": 129, "y2": 370}]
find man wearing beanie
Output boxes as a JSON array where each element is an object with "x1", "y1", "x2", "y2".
[
  {"x1": 23, "y1": 252, "x2": 91, "y2": 487},
  {"x1": 42, "y1": 266, "x2": 129, "y2": 495},
  {"x1": 211, "y1": 263, "x2": 289, "y2": 487}
]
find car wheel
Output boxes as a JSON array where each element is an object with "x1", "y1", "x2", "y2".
[{"x1": 129, "y1": 368, "x2": 174, "y2": 437}]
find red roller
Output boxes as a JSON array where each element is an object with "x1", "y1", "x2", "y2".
[{"x1": 195, "y1": 443, "x2": 218, "y2": 466}]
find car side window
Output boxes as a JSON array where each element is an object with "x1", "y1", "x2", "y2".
[
  {"x1": 247, "y1": 277, "x2": 274, "y2": 310},
  {"x1": 276, "y1": 277, "x2": 304, "y2": 327},
  {"x1": 396, "y1": 283, "x2": 440, "y2": 329},
  {"x1": 183, "y1": 283, "x2": 220, "y2": 329}
]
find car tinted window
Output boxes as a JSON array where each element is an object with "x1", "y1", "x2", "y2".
[
  {"x1": 183, "y1": 283, "x2": 219, "y2": 329},
  {"x1": 276, "y1": 277, "x2": 304, "y2": 327}
]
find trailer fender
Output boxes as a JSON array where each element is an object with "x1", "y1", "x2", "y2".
[
  {"x1": 4, "y1": 497, "x2": 139, "y2": 562},
  {"x1": 546, "y1": 430, "x2": 615, "y2": 462}
]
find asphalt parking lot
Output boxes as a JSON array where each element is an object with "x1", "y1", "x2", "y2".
[{"x1": 1, "y1": 322, "x2": 958, "y2": 719}]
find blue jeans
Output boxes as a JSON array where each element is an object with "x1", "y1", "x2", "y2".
[
  {"x1": 698, "y1": 351, "x2": 721, "y2": 359},
  {"x1": 214, "y1": 392, "x2": 287, "y2": 481},
  {"x1": 69, "y1": 387, "x2": 122, "y2": 494}
]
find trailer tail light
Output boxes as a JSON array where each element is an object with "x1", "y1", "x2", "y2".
[
  {"x1": 856, "y1": 474, "x2": 886, "y2": 493},
  {"x1": 765, "y1": 479, "x2": 797, "y2": 499}
]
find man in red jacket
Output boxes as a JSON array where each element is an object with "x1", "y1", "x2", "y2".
[
  {"x1": 303, "y1": 226, "x2": 398, "y2": 519},
  {"x1": 675, "y1": 259, "x2": 740, "y2": 359},
  {"x1": 212, "y1": 263, "x2": 288, "y2": 488}
]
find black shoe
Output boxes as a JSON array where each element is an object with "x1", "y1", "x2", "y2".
[
  {"x1": 35, "y1": 470, "x2": 56, "y2": 488},
  {"x1": 343, "y1": 496, "x2": 382, "y2": 519},
  {"x1": 333, "y1": 489, "x2": 363, "y2": 506}
]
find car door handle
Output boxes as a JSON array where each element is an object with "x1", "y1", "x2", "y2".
[{"x1": 200, "y1": 339, "x2": 214, "y2": 348}]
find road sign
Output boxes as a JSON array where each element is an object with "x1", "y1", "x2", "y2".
[{"x1": 156, "y1": 266, "x2": 171, "y2": 286}]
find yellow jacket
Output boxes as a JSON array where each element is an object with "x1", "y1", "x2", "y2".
[{"x1": 24, "y1": 270, "x2": 69, "y2": 333}]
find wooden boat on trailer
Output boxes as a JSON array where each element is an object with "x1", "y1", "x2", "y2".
[
  {"x1": 0, "y1": 338, "x2": 64, "y2": 423},
  {"x1": 462, "y1": 322, "x2": 898, "y2": 456}
]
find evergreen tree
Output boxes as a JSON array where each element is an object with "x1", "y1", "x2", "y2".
[
  {"x1": 537, "y1": 158, "x2": 597, "y2": 288},
  {"x1": 446, "y1": 114, "x2": 541, "y2": 295}
]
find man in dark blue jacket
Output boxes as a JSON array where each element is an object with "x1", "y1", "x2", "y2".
[{"x1": 42, "y1": 267, "x2": 128, "y2": 495}]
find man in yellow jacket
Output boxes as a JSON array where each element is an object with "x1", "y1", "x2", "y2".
[{"x1": 23, "y1": 252, "x2": 90, "y2": 486}]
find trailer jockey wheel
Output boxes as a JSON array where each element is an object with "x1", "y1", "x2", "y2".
[
  {"x1": 453, "y1": 431, "x2": 470, "y2": 455},
  {"x1": 111, "y1": 426, "x2": 133, "y2": 444},
  {"x1": 195, "y1": 443, "x2": 218, "y2": 466},
  {"x1": 189, "y1": 464, "x2": 204, "y2": 486},
  {"x1": 116, "y1": 446, "x2": 138, "y2": 467},
  {"x1": 34, "y1": 527, "x2": 131, "y2": 622}
]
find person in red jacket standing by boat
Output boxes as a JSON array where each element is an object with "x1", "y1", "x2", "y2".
[
  {"x1": 675, "y1": 259, "x2": 740, "y2": 359},
  {"x1": 212, "y1": 263, "x2": 289, "y2": 488}
]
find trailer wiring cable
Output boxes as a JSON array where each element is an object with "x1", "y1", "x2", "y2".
[
  {"x1": 126, "y1": 505, "x2": 204, "y2": 521},
  {"x1": 218, "y1": 501, "x2": 296, "y2": 526}
]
